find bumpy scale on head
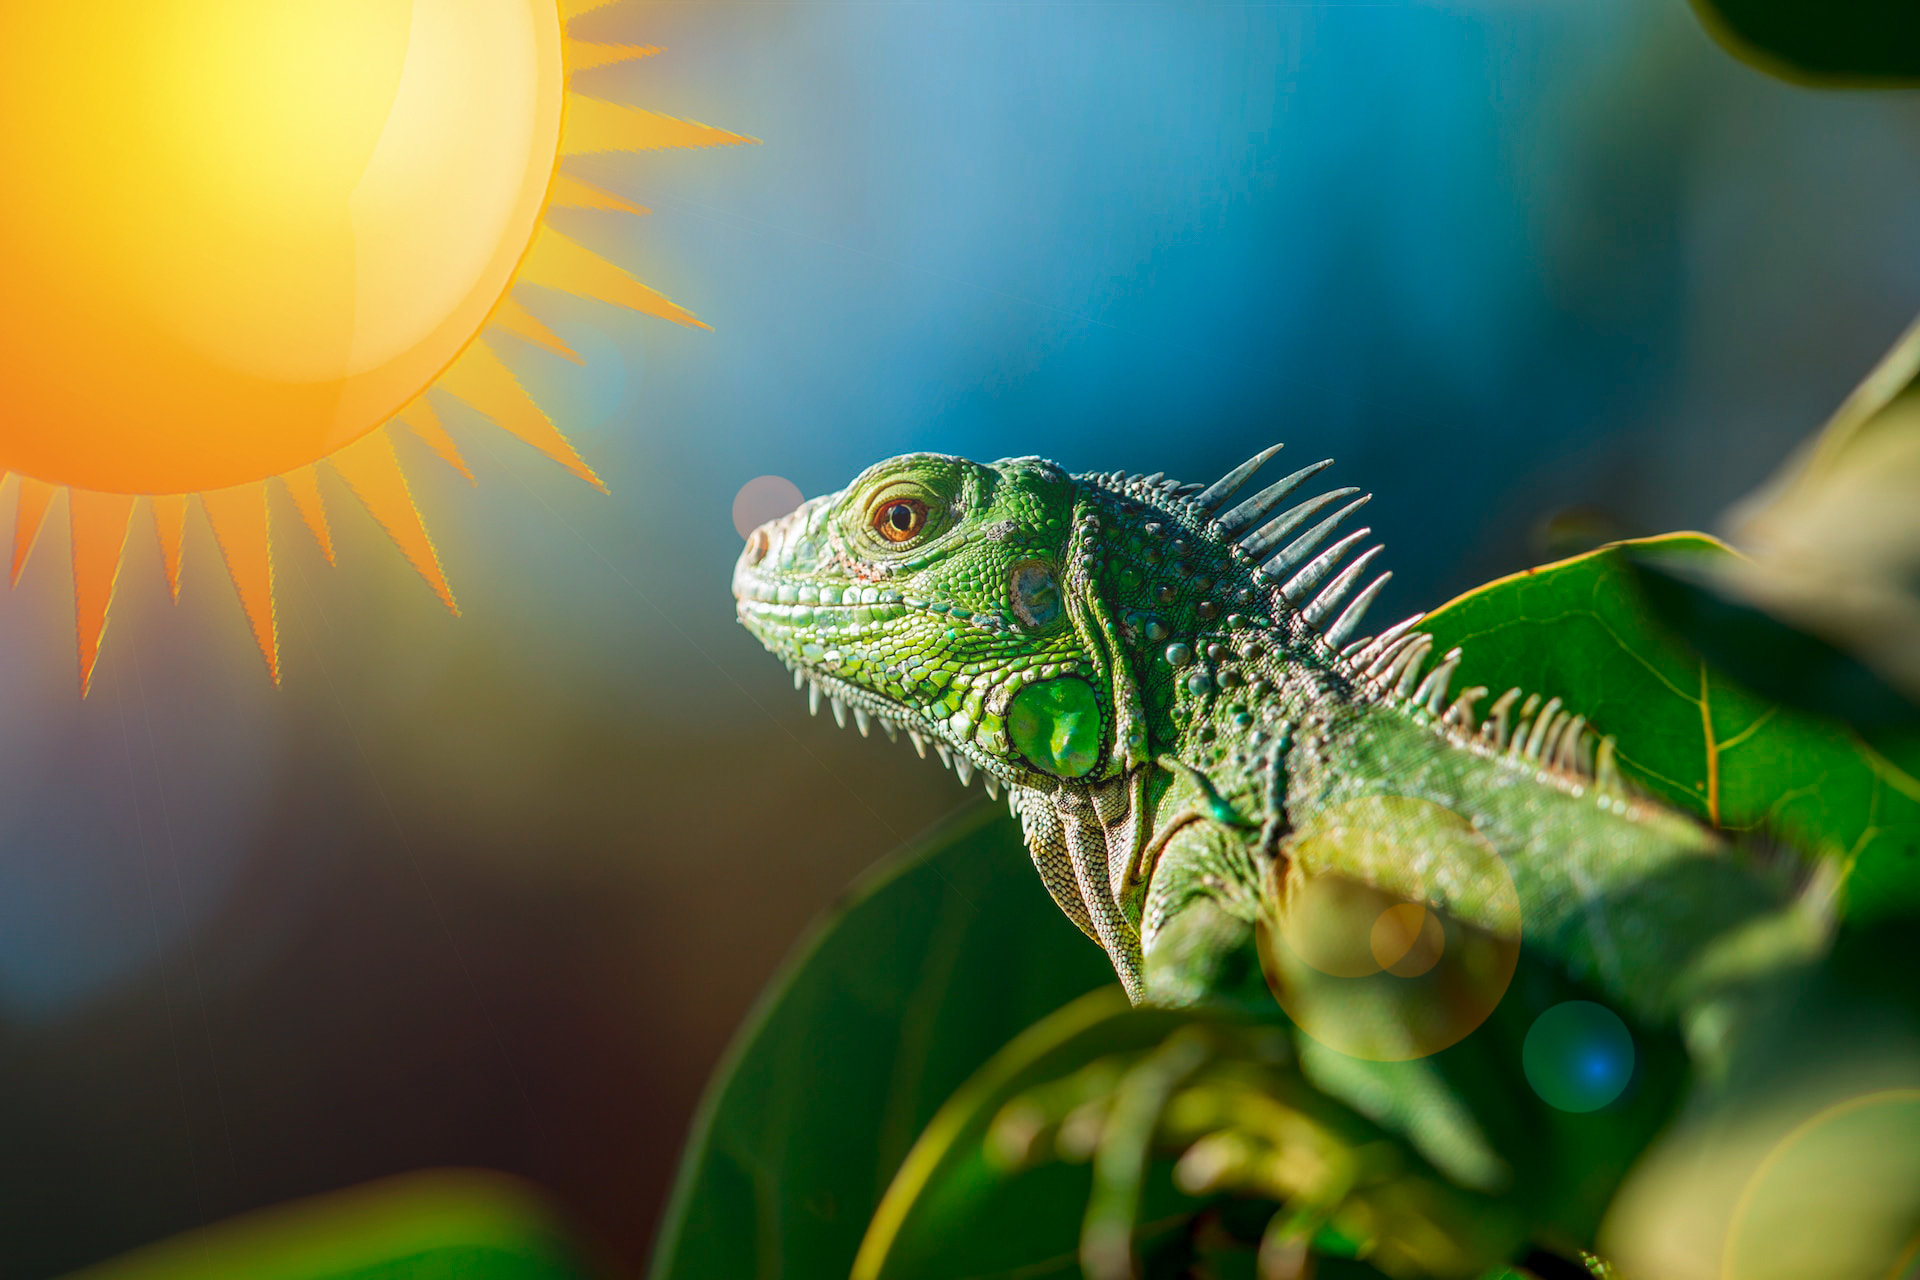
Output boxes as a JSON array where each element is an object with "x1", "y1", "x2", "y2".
[{"x1": 733, "y1": 454, "x2": 1126, "y2": 794}]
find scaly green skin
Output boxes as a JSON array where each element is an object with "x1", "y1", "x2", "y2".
[{"x1": 732, "y1": 451, "x2": 1823, "y2": 1025}]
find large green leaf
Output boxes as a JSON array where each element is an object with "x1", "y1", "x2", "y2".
[
  {"x1": 1417, "y1": 534, "x2": 1920, "y2": 923},
  {"x1": 64, "y1": 1170, "x2": 588, "y2": 1280},
  {"x1": 649, "y1": 803, "x2": 1114, "y2": 1280}
]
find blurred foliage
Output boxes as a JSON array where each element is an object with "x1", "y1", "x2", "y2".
[
  {"x1": 1419, "y1": 534, "x2": 1920, "y2": 925},
  {"x1": 648, "y1": 805, "x2": 1113, "y2": 1280},
  {"x1": 1689, "y1": 0, "x2": 1920, "y2": 84},
  {"x1": 851, "y1": 993, "x2": 1544, "y2": 1280},
  {"x1": 62, "y1": 1171, "x2": 589, "y2": 1280},
  {"x1": 1722, "y1": 317, "x2": 1920, "y2": 710}
]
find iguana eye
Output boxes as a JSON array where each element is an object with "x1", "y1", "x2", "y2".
[{"x1": 874, "y1": 498, "x2": 928, "y2": 543}]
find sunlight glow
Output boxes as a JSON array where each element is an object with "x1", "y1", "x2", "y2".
[{"x1": 0, "y1": 0, "x2": 755, "y2": 690}]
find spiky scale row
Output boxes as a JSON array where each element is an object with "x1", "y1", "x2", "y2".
[
  {"x1": 1164, "y1": 445, "x2": 1395, "y2": 662},
  {"x1": 1193, "y1": 444, "x2": 1285, "y2": 511},
  {"x1": 1215, "y1": 460, "x2": 1336, "y2": 538},
  {"x1": 1264, "y1": 495, "x2": 1371, "y2": 583},
  {"x1": 1236, "y1": 486, "x2": 1356, "y2": 562},
  {"x1": 1072, "y1": 442, "x2": 1627, "y2": 805},
  {"x1": 1280, "y1": 526, "x2": 1371, "y2": 605}
]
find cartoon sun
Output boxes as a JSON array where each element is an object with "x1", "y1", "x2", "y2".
[{"x1": 0, "y1": 0, "x2": 752, "y2": 691}]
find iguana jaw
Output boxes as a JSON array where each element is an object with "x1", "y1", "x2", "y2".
[{"x1": 733, "y1": 494, "x2": 999, "y2": 776}]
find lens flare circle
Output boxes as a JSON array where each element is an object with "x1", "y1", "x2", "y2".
[
  {"x1": 1256, "y1": 794, "x2": 1521, "y2": 1062},
  {"x1": 1370, "y1": 902, "x2": 1445, "y2": 977}
]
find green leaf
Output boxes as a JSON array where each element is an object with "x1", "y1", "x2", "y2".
[
  {"x1": 63, "y1": 1171, "x2": 588, "y2": 1280},
  {"x1": 1626, "y1": 554, "x2": 1918, "y2": 735},
  {"x1": 1417, "y1": 533, "x2": 1920, "y2": 923},
  {"x1": 1688, "y1": 0, "x2": 1920, "y2": 85},
  {"x1": 649, "y1": 804, "x2": 1115, "y2": 1280}
]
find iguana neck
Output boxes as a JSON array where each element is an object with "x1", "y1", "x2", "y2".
[{"x1": 1021, "y1": 475, "x2": 1390, "y2": 997}]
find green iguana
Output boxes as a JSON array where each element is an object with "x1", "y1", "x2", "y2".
[{"x1": 729, "y1": 446, "x2": 1863, "y2": 1276}]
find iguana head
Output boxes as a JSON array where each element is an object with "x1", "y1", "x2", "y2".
[
  {"x1": 732, "y1": 452, "x2": 1097, "y2": 793},
  {"x1": 732, "y1": 446, "x2": 1394, "y2": 798}
]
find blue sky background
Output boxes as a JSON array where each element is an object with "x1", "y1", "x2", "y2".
[{"x1": 2, "y1": 2, "x2": 1919, "y2": 1271}]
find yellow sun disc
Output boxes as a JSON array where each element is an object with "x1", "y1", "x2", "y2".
[
  {"x1": 0, "y1": 0, "x2": 561, "y2": 494},
  {"x1": 0, "y1": 0, "x2": 755, "y2": 690}
]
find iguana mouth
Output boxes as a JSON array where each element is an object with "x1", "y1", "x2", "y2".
[{"x1": 742, "y1": 636, "x2": 1014, "y2": 795}]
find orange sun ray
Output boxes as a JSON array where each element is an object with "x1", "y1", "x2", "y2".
[
  {"x1": 200, "y1": 483, "x2": 278, "y2": 683},
  {"x1": 396, "y1": 400, "x2": 477, "y2": 486},
  {"x1": 547, "y1": 171, "x2": 648, "y2": 216},
  {"x1": 280, "y1": 466, "x2": 336, "y2": 567},
  {"x1": 0, "y1": 2, "x2": 754, "y2": 690},
  {"x1": 70, "y1": 490, "x2": 138, "y2": 695},
  {"x1": 491, "y1": 295, "x2": 585, "y2": 364},
  {"x1": 438, "y1": 340, "x2": 608, "y2": 493},
  {"x1": 561, "y1": 97, "x2": 759, "y2": 156},
  {"x1": 520, "y1": 225, "x2": 709, "y2": 330},
  {"x1": 12, "y1": 477, "x2": 57, "y2": 588},
  {"x1": 329, "y1": 431, "x2": 458, "y2": 616},
  {"x1": 564, "y1": 39, "x2": 659, "y2": 72},
  {"x1": 151, "y1": 495, "x2": 190, "y2": 602}
]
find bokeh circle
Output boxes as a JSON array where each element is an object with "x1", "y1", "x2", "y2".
[
  {"x1": 733, "y1": 475, "x2": 804, "y2": 539},
  {"x1": 1523, "y1": 1001, "x2": 1635, "y2": 1113}
]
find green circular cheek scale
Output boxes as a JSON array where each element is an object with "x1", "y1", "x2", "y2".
[{"x1": 1008, "y1": 677, "x2": 1101, "y2": 778}]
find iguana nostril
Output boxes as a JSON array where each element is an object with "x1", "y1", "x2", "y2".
[{"x1": 745, "y1": 529, "x2": 770, "y2": 565}]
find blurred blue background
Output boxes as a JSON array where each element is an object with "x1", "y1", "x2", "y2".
[{"x1": 3, "y1": 0, "x2": 1918, "y2": 1272}]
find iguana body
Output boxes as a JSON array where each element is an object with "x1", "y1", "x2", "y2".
[
  {"x1": 730, "y1": 447, "x2": 1841, "y2": 1274},
  {"x1": 731, "y1": 449, "x2": 1817, "y2": 1024}
]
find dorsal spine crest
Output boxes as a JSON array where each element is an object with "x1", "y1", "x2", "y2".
[{"x1": 1076, "y1": 447, "x2": 1633, "y2": 804}]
